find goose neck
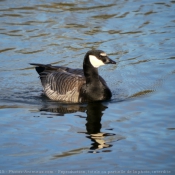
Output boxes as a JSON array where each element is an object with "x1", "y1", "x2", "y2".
[{"x1": 83, "y1": 62, "x2": 99, "y2": 84}]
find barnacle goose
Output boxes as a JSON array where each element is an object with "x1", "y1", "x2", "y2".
[{"x1": 30, "y1": 50, "x2": 116, "y2": 103}]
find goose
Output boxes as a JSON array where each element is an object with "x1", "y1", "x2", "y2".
[{"x1": 30, "y1": 50, "x2": 116, "y2": 103}]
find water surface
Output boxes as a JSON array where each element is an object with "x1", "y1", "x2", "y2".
[{"x1": 0, "y1": 0, "x2": 175, "y2": 174}]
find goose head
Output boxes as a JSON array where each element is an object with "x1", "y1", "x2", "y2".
[{"x1": 84, "y1": 50, "x2": 116, "y2": 68}]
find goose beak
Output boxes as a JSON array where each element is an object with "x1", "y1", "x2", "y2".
[{"x1": 106, "y1": 57, "x2": 116, "y2": 64}]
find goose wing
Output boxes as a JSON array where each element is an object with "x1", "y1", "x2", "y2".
[
  {"x1": 44, "y1": 71, "x2": 86, "y2": 102},
  {"x1": 30, "y1": 63, "x2": 86, "y2": 102}
]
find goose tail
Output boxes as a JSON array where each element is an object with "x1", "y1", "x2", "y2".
[{"x1": 30, "y1": 63, "x2": 53, "y2": 74}]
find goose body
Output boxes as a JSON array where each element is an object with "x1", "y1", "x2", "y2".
[{"x1": 30, "y1": 50, "x2": 116, "y2": 103}]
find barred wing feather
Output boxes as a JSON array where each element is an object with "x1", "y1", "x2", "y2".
[{"x1": 40, "y1": 71, "x2": 85, "y2": 102}]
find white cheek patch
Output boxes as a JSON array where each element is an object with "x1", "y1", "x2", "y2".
[
  {"x1": 89, "y1": 55, "x2": 105, "y2": 68},
  {"x1": 100, "y1": 52, "x2": 107, "y2": 56}
]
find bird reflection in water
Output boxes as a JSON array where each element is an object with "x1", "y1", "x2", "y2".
[
  {"x1": 40, "y1": 102, "x2": 115, "y2": 152},
  {"x1": 85, "y1": 102, "x2": 114, "y2": 152}
]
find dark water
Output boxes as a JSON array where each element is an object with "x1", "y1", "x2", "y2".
[{"x1": 0, "y1": 0, "x2": 175, "y2": 174}]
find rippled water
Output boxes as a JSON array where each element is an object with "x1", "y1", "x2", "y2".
[{"x1": 0, "y1": 0, "x2": 175, "y2": 174}]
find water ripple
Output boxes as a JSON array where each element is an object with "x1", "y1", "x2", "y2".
[{"x1": 0, "y1": 0, "x2": 175, "y2": 172}]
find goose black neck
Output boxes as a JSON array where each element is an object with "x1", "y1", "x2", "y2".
[{"x1": 83, "y1": 55, "x2": 99, "y2": 84}]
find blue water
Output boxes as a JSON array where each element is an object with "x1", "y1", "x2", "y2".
[{"x1": 0, "y1": 0, "x2": 175, "y2": 174}]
